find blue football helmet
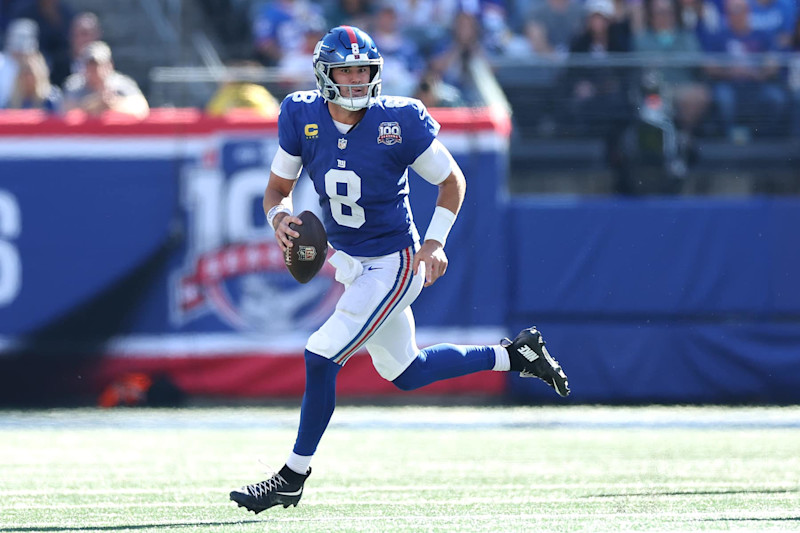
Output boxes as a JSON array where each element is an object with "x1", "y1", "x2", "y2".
[{"x1": 313, "y1": 26, "x2": 383, "y2": 111}]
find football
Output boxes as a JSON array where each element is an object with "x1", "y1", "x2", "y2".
[{"x1": 284, "y1": 210, "x2": 328, "y2": 283}]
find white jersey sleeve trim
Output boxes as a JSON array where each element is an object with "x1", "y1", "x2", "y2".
[
  {"x1": 410, "y1": 139, "x2": 453, "y2": 185},
  {"x1": 271, "y1": 146, "x2": 303, "y2": 181}
]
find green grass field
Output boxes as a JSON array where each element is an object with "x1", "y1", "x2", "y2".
[{"x1": 1, "y1": 405, "x2": 799, "y2": 532}]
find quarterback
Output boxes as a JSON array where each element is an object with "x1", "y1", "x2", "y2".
[{"x1": 230, "y1": 25, "x2": 570, "y2": 514}]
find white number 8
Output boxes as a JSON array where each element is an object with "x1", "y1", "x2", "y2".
[
  {"x1": 291, "y1": 92, "x2": 318, "y2": 103},
  {"x1": 325, "y1": 169, "x2": 365, "y2": 228}
]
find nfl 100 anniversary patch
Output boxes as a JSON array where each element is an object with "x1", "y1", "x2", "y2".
[{"x1": 377, "y1": 122, "x2": 402, "y2": 145}]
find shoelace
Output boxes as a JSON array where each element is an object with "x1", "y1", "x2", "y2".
[{"x1": 246, "y1": 473, "x2": 288, "y2": 498}]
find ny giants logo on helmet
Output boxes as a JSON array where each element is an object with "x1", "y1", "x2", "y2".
[{"x1": 377, "y1": 122, "x2": 402, "y2": 145}]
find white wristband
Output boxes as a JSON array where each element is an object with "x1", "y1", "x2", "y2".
[
  {"x1": 424, "y1": 206, "x2": 457, "y2": 247},
  {"x1": 267, "y1": 205, "x2": 292, "y2": 230}
]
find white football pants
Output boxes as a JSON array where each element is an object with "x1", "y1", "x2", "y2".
[{"x1": 305, "y1": 245, "x2": 425, "y2": 380}]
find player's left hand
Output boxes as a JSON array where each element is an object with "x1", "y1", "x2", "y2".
[{"x1": 413, "y1": 240, "x2": 448, "y2": 287}]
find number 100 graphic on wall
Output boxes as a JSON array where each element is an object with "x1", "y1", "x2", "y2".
[{"x1": 170, "y1": 138, "x2": 341, "y2": 334}]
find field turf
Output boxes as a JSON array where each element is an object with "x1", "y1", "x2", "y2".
[{"x1": 1, "y1": 405, "x2": 799, "y2": 532}]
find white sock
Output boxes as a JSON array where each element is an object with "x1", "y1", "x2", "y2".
[
  {"x1": 286, "y1": 452, "x2": 312, "y2": 475},
  {"x1": 492, "y1": 344, "x2": 510, "y2": 371}
]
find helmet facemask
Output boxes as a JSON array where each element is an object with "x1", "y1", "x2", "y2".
[{"x1": 314, "y1": 59, "x2": 383, "y2": 111}]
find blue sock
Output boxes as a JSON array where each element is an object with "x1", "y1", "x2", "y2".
[
  {"x1": 392, "y1": 344, "x2": 495, "y2": 391},
  {"x1": 293, "y1": 350, "x2": 341, "y2": 457}
]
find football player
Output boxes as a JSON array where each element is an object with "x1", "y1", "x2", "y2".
[{"x1": 230, "y1": 25, "x2": 570, "y2": 514}]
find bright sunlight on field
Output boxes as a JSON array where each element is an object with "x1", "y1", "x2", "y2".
[{"x1": 1, "y1": 406, "x2": 799, "y2": 532}]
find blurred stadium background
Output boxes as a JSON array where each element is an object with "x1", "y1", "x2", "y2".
[{"x1": 0, "y1": 0, "x2": 799, "y2": 408}]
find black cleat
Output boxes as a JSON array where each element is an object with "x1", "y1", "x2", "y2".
[
  {"x1": 501, "y1": 327, "x2": 570, "y2": 397},
  {"x1": 230, "y1": 465, "x2": 311, "y2": 514}
]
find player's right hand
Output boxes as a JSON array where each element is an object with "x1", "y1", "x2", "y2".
[
  {"x1": 274, "y1": 213, "x2": 302, "y2": 252},
  {"x1": 413, "y1": 240, "x2": 448, "y2": 287}
]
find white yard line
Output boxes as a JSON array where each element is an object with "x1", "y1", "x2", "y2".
[
  {"x1": 11, "y1": 509, "x2": 797, "y2": 527},
  {"x1": 1, "y1": 480, "x2": 797, "y2": 497},
  {"x1": 2, "y1": 406, "x2": 800, "y2": 430}
]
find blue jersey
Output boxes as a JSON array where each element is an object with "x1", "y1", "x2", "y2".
[
  {"x1": 748, "y1": 0, "x2": 797, "y2": 50},
  {"x1": 278, "y1": 91, "x2": 441, "y2": 257}
]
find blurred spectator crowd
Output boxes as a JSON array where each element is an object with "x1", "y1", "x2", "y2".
[
  {"x1": 203, "y1": 0, "x2": 800, "y2": 192},
  {"x1": 1, "y1": 0, "x2": 799, "y2": 191},
  {"x1": 2, "y1": 0, "x2": 799, "y2": 129},
  {"x1": 204, "y1": 0, "x2": 800, "y2": 135},
  {"x1": 0, "y1": 0, "x2": 147, "y2": 118}
]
